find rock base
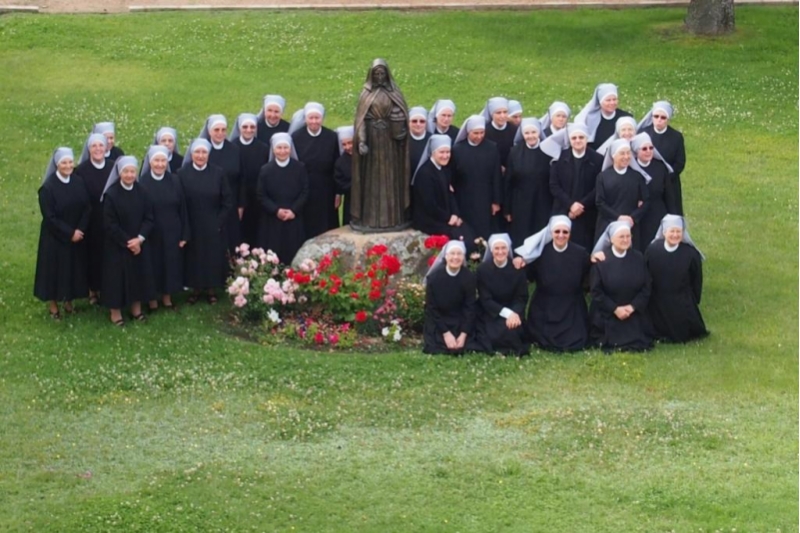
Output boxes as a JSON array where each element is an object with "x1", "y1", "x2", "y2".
[{"x1": 292, "y1": 227, "x2": 432, "y2": 277}]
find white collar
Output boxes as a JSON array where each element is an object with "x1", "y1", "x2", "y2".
[
  {"x1": 211, "y1": 140, "x2": 224, "y2": 150},
  {"x1": 90, "y1": 158, "x2": 106, "y2": 170},
  {"x1": 436, "y1": 126, "x2": 449, "y2": 135},
  {"x1": 611, "y1": 247, "x2": 627, "y2": 258},
  {"x1": 445, "y1": 266, "x2": 459, "y2": 277},
  {"x1": 491, "y1": 121, "x2": 507, "y2": 131},
  {"x1": 266, "y1": 119, "x2": 280, "y2": 128},
  {"x1": 121, "y1": 181, "x2": 134, "y2": 191},
  {"x1": 551, "y1": 124, "x2": 564, "y2": 132},
  {"x1": 151, "y1": 171, "x2": 165, "y2": 181},
  {"x1": 493, "y1": 259, "x2": 508, "y2": 268},
  {"x1": 239, "y1": 136, "x2": 254, "y2": 146},
  {"x1": 572, "y1": 149, "x2": 585, "y2": 159},
  {"x1": 601, "y1": 111, "x2": 616, "y2": 120},
  {"x1": 193, "y1": 163, "x2": 207, "y2": 171},
  {"x1": 553, "y1": 242, "x2": 568, "y2": 253},
  {"x1": 637, "y1": 158, "x2": 651, "y2": 168},
  {"x1": 104, "y1": 150, "x2": 111, "y2": 157},
  {"x1": 55, "y1": 171, "x2": 70, "y2": 184},
  {"x1": 431, "y1": 157, "x2": 441, "y2": 170},
  {"x1": 306, "y1": 127, "x2": 322, "y2": 138},
  {"x1": 613, "y1": 166, "x2": 627, "y2": 175},
  {"x1": 411, "y1": 132, "x2": 426, "y2": 141},
  {"x1": 167, "y1": 152, "x2": 173, "y2": 161},
  {"x1": 664, "y1": 241, "x2": 679, "y2": 252},
  {"x1": 654, "y1": 125, "x2": 668, "y2": 135},
  {"x1": 467, "y1": 139, "x2": 480, "y2": 147},
  {"x1": 526, "y1": 141, "x2": 540, "y2": 150},
  {"x1": 276, "y1": 158, "x2": 290, "y2": 168}
]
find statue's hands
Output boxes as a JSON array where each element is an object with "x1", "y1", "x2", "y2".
[
  {"x1": 358, "y1": 142, "x2": 369, "y2": 156},
  {"x1": 394, "y1": 128, "x2": 407, "y2": 141}
]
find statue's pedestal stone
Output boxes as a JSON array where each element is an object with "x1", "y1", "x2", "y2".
[{"x1": 292, "y1": 227, "x2": 432, "y2": 277}]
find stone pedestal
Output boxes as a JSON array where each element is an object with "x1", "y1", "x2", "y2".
[{"x1": 292, "y1": 227, "x2": 432, "y2": 277}]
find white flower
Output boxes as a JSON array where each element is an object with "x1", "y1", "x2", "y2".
[
  {"x1": 381, "y1": 327, "x2": 390, "y2": 337},
  {"x1": 267, "y1": 309, "x2": 282, "y2": 324},
  {"x1": 392, "y1": 330, "x2": 402, "y2": 342}
]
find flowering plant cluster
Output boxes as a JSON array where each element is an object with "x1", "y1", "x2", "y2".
[
  {"x1": 381, "y1": 319, "x2": 404, "y2": 343},
  {"x1": 282, "y1": 314, "x2": 358, "y2": 349},
  {"x1": 228, "y1": 244, "x2": 298, "y2": 323},
  {"x1": 424, "y1": 234, "x2": 487, "y2": 272}
]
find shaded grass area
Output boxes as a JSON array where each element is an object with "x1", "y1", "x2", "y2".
[{"x1": 0, "y1": 6, "x2": 797, "y2": 532}]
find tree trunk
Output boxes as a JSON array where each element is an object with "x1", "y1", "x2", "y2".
[{"x1": 686, "y1": 0, "x2": 735, "y2": 35}]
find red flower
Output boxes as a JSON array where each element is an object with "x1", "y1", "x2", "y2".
[
  {"x1": 367, "y1": 244, "x2": 388, "y2": 257},
  {"x1": 427, "y1": 256, "x2": 436, "y2": 267},
  {"x1": 424, "y1": 235, "x2": 449, "y2": 250},
  {"x1": 367, "y1": 270, "x2": 376, "y2": 279},
  {"x1": 371, "y1": 279, "x2": 382, "y2": 289},
  {"x1": 354, "y1": 272, "x2": 365, "y2": 281},
  {"x1": 330, "y1": 274, "x2": 342, "y2": 286},
  {"x1": 329, "y1": 333, "x2": 339, "y2": 345},
  {"x1": 314, "y1": 332, "x2": 324, "y2": 344},
  {"x1": 332, "y1": 249, "x2": 341, "y2": 257},
  {"x1": 292, "y1": 272, "x2": 311, "y2": 284},
  {"x1": 368, "y1": 289, "x2": 382, "y2": 301},
  {"x1": 355, "y1": 310, "x2": 368, "y2": 323},
  {"x1": 350, "y1": 292, "x2": 359, "y2": 299},
  {"x1": 318, "y1": 279, "x2": 328, "y2": 289},
  {"x1": 329, "y1": 286, "x2": 339, "y2": 295},
  {"x1": 318, "y1": 255, "x2": 333, "y2": 272},
  {"x1": 379, "y1": 254, "x2": 401, "y2": 276}
]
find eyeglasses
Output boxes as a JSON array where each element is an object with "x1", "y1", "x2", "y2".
[
  {"x1": 553, "y1": 230, "x2": 570, "y2": 235},
  {"x1": 652, "y1": 114, "x2": 668, "y2": 120},
  {"x1": 410, "y1": 119, "x2": 426, "y2": 124},
  {"x1": 639, "y1": 146, "x2": 654, "y2": 151},
  {"x1": 241, "y1": 125, "x2": 256, "y2": 130}
]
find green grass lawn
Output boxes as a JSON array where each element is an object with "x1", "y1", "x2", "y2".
[{"x1": 0, "y1": 6, "x2": 797, "y2": 532}]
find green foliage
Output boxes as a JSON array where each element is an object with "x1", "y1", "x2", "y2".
[{"x1": 0, "y1": 7, "x2": 797, "y2": 532}]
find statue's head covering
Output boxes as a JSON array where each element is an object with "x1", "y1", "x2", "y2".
[
  {"x1": 43, "y1": 147, "x2": 74, "y2": 185},
  {"x1": 362, "y1": 58, "x2": 401, "y2": 92}
]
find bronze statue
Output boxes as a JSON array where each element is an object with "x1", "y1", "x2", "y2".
[{"x1": 350, "y1": 59, "x2": 411, "y2": 232}]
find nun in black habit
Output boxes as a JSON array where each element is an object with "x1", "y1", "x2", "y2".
[
  {"x1": 631, "y1": 132, "x2": 677, "y2": 253},
  {"x1": 595, "y1": 139, "x2": 650, "y2": 250},
  {"x1": 540, "y1": 101, "x2": 571, "y2": 138},
  {"x1": 427, "y1": 99, "x2": 459, "y2": 142},
  {"x1": 574, "y1": 83, "x2": 633, "y2": 150},
  {"x1": 178, "y1": 138, "x2": 234, "y2": 304},
  {"x1": 645, "y1": 215, "x2": 708, "y2": 343},
  {"x1": 481, "y1": 97, "x2": 518, "y2": 171},
  {"x1": 504, "y1": 117, "x2": 553, "y2": 248},
  {"x1": 34, "y1": 148, "x2": 91, "y2": 319},
  {"x1": 423, "y1": 240, "x2": 488, "y2": 355},
  {"x1": 256, "y1": 133, "x2": 310, "y2": 266},
  {"x1": 513, "y1": 216, "x2": 591, "y2": 352},
  {"x1": 92, "y1": 122, "x2": 125, "y2": 162},
  {"x1": 543, "y1": 123, "x2": 603, "y2": 250},
  {"x1": 450, "y1": 115, "x2": 503, "y2": 240},
  {"x1": 138, "y1": 145, "x2": 189, "y2": 310},
  {"x1": 333, "y1": 126, "x2": 354, "y2": 226},
  {"x1": 289, "y1": 102, "x2": 341, "y2": 237},
  {"x1": 75, "y1": 132, "x2": 112, "y2": 302},
  {"x1": 589, "y1": 221, "x2": 653, "y2": 352},
  {"x1": 408, "y1": 106, "x2": 431, "y2": 171},
  {"x1": 639, "y1": 101, "x2": 686, "y2": 215},
  {"x1": 256, "y1": 94, "x2": 290, "y2": 145},
  {"x1": 155, "y1": 127, "x2": 184, "y2": 174},
  {"x1": 230, "y1": 113, "x2": 270, "y2": 247},
  {"x1": 100, "y1": 156, "x2": 155, "y2": 326},
  {"x1": 411, "y1": 134, "x2": 477, "y2": 251},
  {"x1": 476, "y1": 234, "x2": 529, "y2": 355},
  {"x1": 200, "y1": 114, "x2": 243, "y2": 255}
]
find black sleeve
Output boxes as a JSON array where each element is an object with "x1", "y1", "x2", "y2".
[
  {"x1": 590, "y1": 263, "x2": 617, "y2": 314},
  {"x1": 38, "y1": 186, "x2": 74, "y2": 243},
  {"x1": 690, "y1": 249, "x2": 703, "y2": 304},
  {"x1": 458, "y1": 272, "x2": 478, "y2": 336}
]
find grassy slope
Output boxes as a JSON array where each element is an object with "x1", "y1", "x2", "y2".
[{"x1": 0, "y1": 7, "x2": 797, "y2": 532}]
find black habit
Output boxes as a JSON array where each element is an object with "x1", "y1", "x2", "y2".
[
  {"x1": 107, "y1": 146, "x2": 125, "y2": 162},
  {"x1": 178, "y1": 164, "x2": 233, "y2": 290},
  {"x1": 589, "y1": 109, "x2": 633, "y2": 150},
  {"x1": 451, "y1": 139, "x2": 503, "y2": 240},
  {"x1": 256, "y1": 159, "x2": 310, "y2": 266},
  {"x1": 643, "y1": 125, "x2": 686, "y2": 215},
  {"x1": 292, "y1": 127, "x2": 340, "y2": 237},
  {"x1": 476, "y1": 260, "x2": 530, "y2": 355},
  {"x1": 504, "y1": 143, "x2": 553, "y2": 247},
  {"x1": 168, "y1": 153, "x2": 184, "y2": 175},
  {"x1": 645, "y1": 240, "x2": 707, "y2": 343},
  {"x1": 234, "y1": 137, "x2": 271, "y2": 247},
  {"x1": 589, "y1": 248, "x2": 653, "y2": 352},
  {"x1": 208, "y1": 140, "x2": 243, "y2": 255},
  {"x1": 138, "y1": 172, "x2": 190, "y2": 296},
  {"x1": 637, "y1": 159, "x2": 676, "y2": 250},
  {"x1": 595, "y1": 167, "x2": 650, "y2": 249},
  {"x1": 100, "y1": 182, "x2": 155, "y2": 309},
  {"x1": 433, "y1": 125, "x2": 459, "y2": 143},
  {"x1": 549, "y1": 148, "x2": 604, "y2": 250},
  {"x1": 423, "y1": 267, "x2": 487, "y2": 355},
  {"x1": 74, "y1": 158, "x2": 112, "y2": 292},
  {"x1": 409, "y1": 133, "x2": 430, "y2": 171},
  {"x1": 334, "y1": 152, "x2": 352, "y2": 226},
  {"x1": 412, "y1": 159, "x2": 476, "y2": 250},
  {"x1": 484, "y1": 122, "x2": 518, "y2": 170},
  {"x1": 525, "y1": 243, "x2": 591, "y2": 352},
  {"x1": 256, "y1": 118, "x2": 290, "y2": 145},
  {"x1": 33, "y1": 174, "x2": 91, "y2": 302}
]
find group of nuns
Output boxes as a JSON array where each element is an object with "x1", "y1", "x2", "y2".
[{"x1": 34, "y1": 82, "x2": 706, "y2": 345}]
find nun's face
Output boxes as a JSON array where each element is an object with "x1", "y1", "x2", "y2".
[
  {"x1": 618, "y1": 123, "x2": 636, "y2": 140},
  {"x1": 372, "y1": 66, "x2": 388, "y2": 86},
  {"x1": 436, "y1": 109, "x2": 454, "y2": 129},
  {"x1": 273, "y1": 143, "x2": 291, "y2": 162},
  {"x1": 159, "y1": 135, "x2": 175, "y2": 153},
  {"x1": 552, "y1": 225, "x2": 570, "y2": 247},
  {"x1": 467, "y1": 128, "x2": 485, "y2": 145},
  {"x1": 569, "y1": 132, "x2": 587, "y2": 152},
  {"x1": 664, "y1": 226, "x2": 683, "y2": 246},
  {"x1": 305, "y1": 113, "x2": 322, "y2": 134},
  {"x1": 491, "y1": 108, "x2": 508, "y2": 127},
  {"x1": 150, "y1": 154, "x2": 168, "y2": 175},
  {"x1": 265, "y1": 104, "x2": 282, "y2": 125},
  {"x1": 445, "y1": 247, "x2": 464, "y2": 270},
  {"x1": 551, "y1": 111, "x2": 568, "y2": 130},
  {"x1": 89, "y1": 141, "x2": 106, "y2": 162},
  {"x1": 192, "y1": 147, "x2": 209, "y2": 166},
  {"x1": 409, "y1": 116, "x2": 426, "y2": 136},
  {"x1": 57, "y1": 157, "x2": 74, "y2": 177},
  {"x1": 600, "y1": 95, "x2": 618, "y2": 114},
  {"x1": 636, "y1": 142, "x2": 654, "y2": 163},
  {"x1": 210, "y1": 124, "x2": 227, "y2": 144},
  {"x1": 610, "y1": 228, "x2": 632, "y2": 252},
  {"x1": 120, "y1": 165, "x2": 137, "y2": 186},
  {"x1": 240, "y1": 122, "x2": 256, "y2": 141},
  {"x1": 432, "y1": 146, "x2": 451, "y2": 167},
  {"x1": 509, "y1": 114, "x2": 522, "y2": 127},
  {"x1": 341, "y1": 138, "x2": 353, "y2": 155},
  {"x1": 652, "y1": 111, "x2": 669, "y2": 128},
  {"x1": 491, "y1": 241, "x2": 509, "y2": 264},
  {"x1": 523, "y1": 128, "x2": 540, "y2": 146},
  {"x1": 612, "y1": 147, "x2": 631, "y2": 168},
  {"x1": 103, "y1": 132, "x2": 116, "y2": 149}
]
